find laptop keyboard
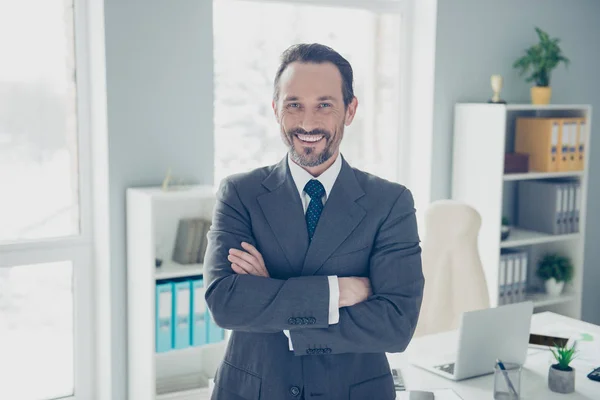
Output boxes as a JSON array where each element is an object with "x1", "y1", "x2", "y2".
[{"x1": 434, "y1": 363, "x2": 455, "y2": 375}]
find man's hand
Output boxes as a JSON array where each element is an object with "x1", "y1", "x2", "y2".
[
  {"x1": 228, "y1": 242, "x2": 270, "y2": 277},
  {"x1": 338, "y1": 277, "x2": 372, "y2": 307}
]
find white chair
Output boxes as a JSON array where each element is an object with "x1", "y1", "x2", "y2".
[{"x1": 414, "y1": 200, "x2": 490, "y2": 337}]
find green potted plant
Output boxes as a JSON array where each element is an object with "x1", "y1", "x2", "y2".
[
  {"x1": 536, "y1": 253, "x2": 574, "y2": 296},
  {"x1": 501, "y1": 216, "x2": 511, "y2": 240},
  {"x1": 513, "y1": 27, "x2": 570, "y2": 105},
  {"x1": 548, "y1": 342, "x2": 576, "y2": 393}
]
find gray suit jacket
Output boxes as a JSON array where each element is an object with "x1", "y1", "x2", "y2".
[{"x1": 204, "y1": 155, "x2": 424, "y2": 400}]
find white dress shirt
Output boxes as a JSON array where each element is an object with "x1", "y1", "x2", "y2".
[{"x1": 283, "y1": 153, "x2": 342, "y2": 350}]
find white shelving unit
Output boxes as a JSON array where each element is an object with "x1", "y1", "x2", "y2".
[
  {"x1": 126, "y1": 185, "x2": 225, "y2": 400},
  {"x1": 452, "y1": 103, "x2": 592, "y2": 319}
]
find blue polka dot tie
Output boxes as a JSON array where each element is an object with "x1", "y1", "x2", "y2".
[{"x1": 304, "y1": 179, "x2": 325, "y2": 241}]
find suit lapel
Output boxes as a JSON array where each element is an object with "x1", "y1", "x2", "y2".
[
  {"x1": 302, "y1": 158, "x2": 366, "y2": 276},
  {"x1": 257, "y1": 157, "x2": 309, "y2": 273}
]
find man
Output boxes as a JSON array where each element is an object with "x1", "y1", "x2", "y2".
[{"x1": 204, "y1": 43, "x2": 424, "y2": 400}]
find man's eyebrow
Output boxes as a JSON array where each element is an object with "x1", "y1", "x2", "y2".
[
  {"x1": 283, "y1": 96, "x2": 299, "y2": 102},
  {"x1": 317, "y1": 96, "x2": 337, "y2": 102}
]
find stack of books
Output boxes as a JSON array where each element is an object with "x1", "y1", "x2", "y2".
[{"x1": 172, "y1": 218, "x2": 212, "y2": 264}]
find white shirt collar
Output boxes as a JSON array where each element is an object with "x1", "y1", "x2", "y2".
[{"x1": 287, "y1": 152, "x2": 342, "y2": 200}]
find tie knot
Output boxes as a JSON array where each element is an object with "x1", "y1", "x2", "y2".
[{"x1": 304, "y1": 179, "x2": 325, "y2": 200}]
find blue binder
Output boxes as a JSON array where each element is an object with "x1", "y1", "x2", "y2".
[
  {"x1": 155, "y1": 282, "x2": 174, "y2": 352},
  {"x1": 190, "y1": 278, "x2": 207, "y2": 346},
  {"x1": 207, "y1": 309, "x2": 225, "y2": 343},
  {"x1": 173, "y1": 280, "x2": 192, "y2": 349}
]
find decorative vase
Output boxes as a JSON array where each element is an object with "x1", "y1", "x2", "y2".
[
  {"x1": 545, "y1": 278, "x2": 564, "y2": 296},
  {"x1": 548, "y1": 364, "x2": 575, "y2": 394},
  {"x1": 531, "y1": 86, "x2": 552, "y2": 104}
]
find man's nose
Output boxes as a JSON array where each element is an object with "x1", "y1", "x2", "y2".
[{"x1": 299, "y1": 109, "x2": 321, "y2": 133}]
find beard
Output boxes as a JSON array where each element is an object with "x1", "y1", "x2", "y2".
[{"x1": 282, "y1": 124, "x2": 344, "y2": 168}]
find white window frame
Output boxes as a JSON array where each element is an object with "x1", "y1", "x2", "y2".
[
  {"x1": 213, "y1": 0, "x2": 436, "y2": 230},
  {"x1": 0, "y1": 0, "x2": 97, "y2": 398}
]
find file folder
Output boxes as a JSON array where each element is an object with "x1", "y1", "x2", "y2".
[
  {"x1": 512, "y1": 254, "x2": 521, "y2": 303},
  {"x1": 519, "y1": 252, "x2": 528, "y2": 301},
  {"x1": 498, "y1": 256, "x2": 507, "y2": 305},
  {"x1": 191, "y1": 278, "x2": 207, "y2": 346},
  {"x1": 574, "y1": 184, "x2": 581, "y2": 232},
  {"x1": 577, "y1": 120, "x2": 586, "y2": 170},
  {"x1": 505, "y1": 254, "x2": 514, "y2": 303},
  {"x1": 173, "y1": 280, "x2": 191, "y2": 349},
  {"x1": 560, "y1": 183, "x2": 569, "y2": 234},
  {"x1": 156, "y1": 282, "x2": 174, "y2": 353},
  {"x1": 568, "y1": 183, "x2": 576, "y2": 233},
  {"x1": 207, "y1": 310, "x2": 225, "y2": 343},
  {"x1": 518, "y1": 181, "x2": 560, "y2": 234},
  {"x1": 515, "y1": 118, "x2": 561, "y2": 172},
  {"x1": 559, "y1": 120, "x2": 571, "y2": 171}
]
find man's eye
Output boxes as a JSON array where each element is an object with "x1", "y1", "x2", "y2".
[
  {"x1": 287, "y1": 103, "x2": 300, "y2": 108},
  {"x1": 319, "y1": 103, "x2": 332, "y2": 108}
]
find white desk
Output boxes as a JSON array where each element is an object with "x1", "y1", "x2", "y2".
[
  {"x1": 388, "y1": 312, "x2": 600, "y2": 399},
  {"x1": 185, "y1": 312, "x2": 599, "y2": 400}
]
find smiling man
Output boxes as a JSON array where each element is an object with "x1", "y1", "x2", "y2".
[{"x1": 203, "y1": 43, "x2": 424, "y2": 400}]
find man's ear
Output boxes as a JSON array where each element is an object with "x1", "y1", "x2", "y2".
[
  {"x1": 344, "y1": 97, "x2": 359, "y2": 126},
  {"x1": 272, "y1": 100, "x2": 279, "y2": 121}
]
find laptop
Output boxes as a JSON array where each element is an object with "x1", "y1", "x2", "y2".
[{"x1": 411, "y1": 301, "x2": 534, "y2": 381}]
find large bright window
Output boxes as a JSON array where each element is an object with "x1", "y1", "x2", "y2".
[
  {"x1": 213, "y1": 0, "x2": 403, "y2": 185},
  {"x1": 0, "y1": 0, "x2": 94, "y2": 399}
]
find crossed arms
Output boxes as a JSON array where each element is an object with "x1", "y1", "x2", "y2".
[{"x1": 203, "y1": 178, "x2": 424, "y2": 356}]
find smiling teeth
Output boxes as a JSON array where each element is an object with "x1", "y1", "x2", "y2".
[{"x1": 297, "y1": 134, "x2": 323, "y2": 142}]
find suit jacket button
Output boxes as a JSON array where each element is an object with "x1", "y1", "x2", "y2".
[
  {"x1": 325, "y1": 348, "x2": 332, "y2": 354},
  {"x1": 309, "y1": 317, "x2": 316, "y2": 324},
  {"x1": 288, "y1": 317, "x2": 296, "y2": 325},
  {"x1": 306, "y1": 349, "x2": 313, "y2": 355},
  {"x1": 302, "y1": 317, "x2": 309, "y2": 325},
  {"x1": 290, "y1": 386, "x2": 301, "y2": 397}
]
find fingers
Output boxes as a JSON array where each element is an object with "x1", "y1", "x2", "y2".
[
  {"x1": 229, "y1": 248, "x2": 259, "y2": 266},
  {"x1": 241, "y1": 242, "x2": 266, "y2": 266},
  {"x1": 228, "y1": 254, "x2": 263, "y2": 276},
  {"x1": 231, "y1": 263, "x2": 247, "y2": 274},
  {"x1": 230, "y1": 244, "x2": 269, "y2": 277}
]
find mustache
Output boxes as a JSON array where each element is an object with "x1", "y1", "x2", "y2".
[{"x1": 288, "y1": 128, "x2": 331, "y2": 138}]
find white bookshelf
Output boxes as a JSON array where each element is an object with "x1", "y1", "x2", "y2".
[
  {"x1": 499, "y1": 227, "x2": 580, "y2": 248},
  {"x1": 452, "y1": 103, "x2": 592, "y2": 319},
  {"x1": 126, "y1": 185, "x2": 225, "y2": 400},
  {"x1": 156, "y1": 261, "x2": 204, "y2": 280}
]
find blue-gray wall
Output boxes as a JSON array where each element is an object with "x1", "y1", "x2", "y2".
[
  {"x1": 103, "y1": 1, "x2": 214, "y2": 398},
  {"x1": 432, "y1": 0, "x2": 600, "y2": 324}
]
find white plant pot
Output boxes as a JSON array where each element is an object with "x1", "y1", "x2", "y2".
[
  {"x1": 545, "y1": 278, "x2": 565, "y2": 297},
  {"x1": 548, "y1": 364, "x2": 575, "y2": 393}
]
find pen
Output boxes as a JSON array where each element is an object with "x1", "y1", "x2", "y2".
[{"x1": 496, "y1": 359, "x2": 519, "y2": 399}]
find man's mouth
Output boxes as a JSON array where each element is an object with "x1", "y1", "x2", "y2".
[{"x1": 296, "y1": 134, "x2": 324, "y2": 143}]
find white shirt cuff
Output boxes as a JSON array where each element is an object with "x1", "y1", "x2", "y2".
[
  {"x1": 328, "y1": 275, "x2": 340, "y2": 324},
  {"x1": 283, "y1": 276, "x2": 338, "y2": 352},
  {"x1": 283, "y1": 330, "x2": 293, "y2": 351}
]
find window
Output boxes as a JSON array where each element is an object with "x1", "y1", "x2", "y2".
[
  {"x1": 0, "y1": 0, "x2": 80, "y2": 243},
  {"x1": 213, "y1": 0, "x2": 403, "y2": 185},
  {"x1": 0, "y1": 262, "x2": 74, "y2": 399},
  {"x1": 0, "y1": 0, "x2": 94, "y2": 399}
]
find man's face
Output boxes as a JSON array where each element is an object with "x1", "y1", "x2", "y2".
[{"x1": 273, "y1": 62, "x2": 357, "y2": 168}]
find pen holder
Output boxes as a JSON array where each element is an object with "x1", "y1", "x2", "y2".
[{"x1": 494, "y1": 362, "x2": 522, "y2": 400}]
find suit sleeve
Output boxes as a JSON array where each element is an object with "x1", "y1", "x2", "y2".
[
  {"x1": 289, "y1": 187, "x2": 424, "y2": 355},
  {"x1": 204, "y1": 178, "x2": 331, "y2": 333}
]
